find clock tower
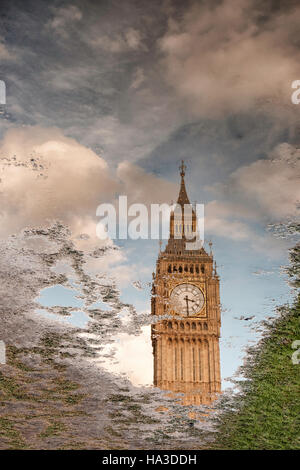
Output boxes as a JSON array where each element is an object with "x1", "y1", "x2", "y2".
[{"x1": 151, "y1": 162, "x2": 221, "y2": 406}]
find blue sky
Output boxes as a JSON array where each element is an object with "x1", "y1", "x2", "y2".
[{"x1": 0, "y1": 0, "x2": 299, "y2": 388}]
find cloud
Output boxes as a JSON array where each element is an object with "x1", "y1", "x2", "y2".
[
  {"x1": 203, "y1": 142, "x2": 299, "y2": 254},
  {"x1": 117, "y1": 160, "x2": 176, "y2": 205},
  {"x1": 79, "y1": 110, "x2": 181, "y2": 164},
  {"x1": 208, "y1": 142, "x2": 300, "y2": 221},
  {"x1": 101, "y1": 325, "x2": 153, "y2": 386},
  {"x1": 0, "y1": 124, "x2": 295, "y2": 263},
  {"x1": 0, "y1": 126, "x2": 116, "y2": 238},
  {"x1": 0, "y1": 125, "x2": 177, "y2": 283},
  {"x1": 47, "y1": 5, "x2": 82, "y2": 37},
  {"x1": 84, "y1": 27, "x2": 144, "y2": 53},
  {"x1": 0, "y1": 43, "x2": 13, "y2": 61},
  {"x1": 130, "y1": 67, "x2": 145, "y2": 89},
  {"x1": 159, "y1": 0, "x2": 300, "y2": 118},
  {"x1": 0, "y1": 36, "x2": 16, "y2": 61}
]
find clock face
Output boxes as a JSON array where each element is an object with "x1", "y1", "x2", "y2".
[{"x1": 170, "y1": 283, "x2": 205, "y2": 317}]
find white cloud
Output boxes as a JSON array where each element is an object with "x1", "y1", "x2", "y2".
[
  {"x1": 208, "y1": 143, "x2": 300, "y2": 221},
  {"x1": 159, "y1": 0, "x2": 300, "y2": 117},
  {"x1": 203, "y1": 142, "x2": 299, "y2": 255},
  {"x1": 0, "y1": 126, "x2": 115, "y2": 239},
  {"x1": 0, "y1": 125, "x2": 177, "y2": 284},
  {"x1": 101, "y1": 325, "x2": 153, "y2": 386}
]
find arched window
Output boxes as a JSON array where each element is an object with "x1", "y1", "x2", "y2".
[
  {"x1": 201, "y1": 265, "x2": 205, "y2": 274},
  {"x1": 204, "y1": 322, "x2": 208, "y2": 330},
  {"x1": 192, "y1": 348, "x2": 196, "y2": 381},
  {"x1": 190, "y1": 265, "x2": 194, "y2": 274},
  {"x1": 192, "y1": 322, "x2": 196, "y2": 330},
  {"x1": 198, "y1": 347, "x2": 202, "y2": 380},
  {"x1": 180, "y1": 322, "x2": 184, "y2": 330},
  {"x1": 168, "y1": 265, "x2": 171, "y2": 273},
  {"x1": 180, "y1": 347, "x2": 184, "y2": 380},
  {"x1": 184, "y1": 265, "x2": 188, "y2": 272},
  {"x1": 168, "y1": 321, "x2": 172, "y2": 330},
  {"x1": 179, "y1": 265, "x2": 183, "y2": 273},
  {"x1": 195, "y1": 266, "x2": 199, "y2": 274}
]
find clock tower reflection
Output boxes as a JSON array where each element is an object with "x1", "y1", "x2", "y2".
[{"x1": 151, "y1": 162, "x2": 221, "y2": 406}]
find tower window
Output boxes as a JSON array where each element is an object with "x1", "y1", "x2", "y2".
[
  {"x1": 195, "y1": 266, "x2": 199, "y2": 274},
  {"x1": 179, "y1": 265, "x2": 182, "y2": 273},
  {"x1": 168, "y1": 265, "x2": 171, "y2": 273},
  {"x1": 168, "y1": 321, "x2": 172, "y2": 330},
  {"x1": 184, "y1": 265, "x2": 188, "y2": 272},
  {"x1": 180, "y1": 322, "x2": 184, "y2": 330},
  {"x1": 180, "y1": 348, "x2": 184, "y2": 380},
  {"x1": 190, "y1": 266, "x2": 194, "y2": 274},
  {"x1": 201, "y1": 265, "x2": 205, "y2": 274},
  {"x1": 192, "y1": 322, "x2": 196, "y2": 330},
  {"x1": 198, "y1": 348, "x2": 202, "y2": 380},
  {"x1": 204, "y1": 322, "x2": 208, "y2": 330},
  {"x1": 192, "y1": 348, "x2": 196, "y2": 381}
]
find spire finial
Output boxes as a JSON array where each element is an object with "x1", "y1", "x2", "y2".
[
  {"x1": 179, "y1": 160, "x2": 186, "y2": 178},
  {"x1": 177, "y1": 160, "x2": 190, "y2": 206}
]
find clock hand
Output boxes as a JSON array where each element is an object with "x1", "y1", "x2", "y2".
[{"x1": 184, "y1": 295, "x2": 189, "y2": 316}]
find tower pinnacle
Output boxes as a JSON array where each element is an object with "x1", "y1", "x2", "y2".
[
  {"x1": 177, "y1": 160, "x2": 190, "y2": 206},
  {"x1": 179, "y1": 160, "x2": 186, "y2": 178}
]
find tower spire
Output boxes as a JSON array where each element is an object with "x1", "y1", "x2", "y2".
[
  {"x1": 179, "y1": 159, "x2": 186, "y2": 178},
  {"x1": 177, "y1": 160, "x2": 190, "y2": 206}
]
